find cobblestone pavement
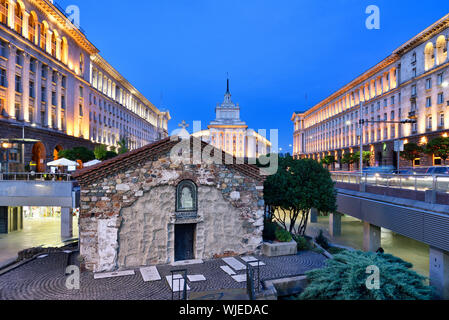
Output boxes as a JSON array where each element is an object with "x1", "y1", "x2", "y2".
[{"x1": 0, "y1": 251, "x2": 326, "y2": 300}]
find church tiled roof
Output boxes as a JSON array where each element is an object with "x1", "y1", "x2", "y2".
[{"x1": 72, "y1": 136, "x2": 265, "y2": 185}]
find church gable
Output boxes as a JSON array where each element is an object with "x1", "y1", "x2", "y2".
[{"x1": 75, "y1": 137, "x2": 265, "y2": 272}]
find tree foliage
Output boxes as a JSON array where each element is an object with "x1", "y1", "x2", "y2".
[
  {"x1": 400, "y1": 143, "x2": 423, "y2": 165},
  {"x1": 263, "y1": 156, "x2": 337, "y2": 236},
  {"x1": 424, "y1": 137, "x2": 449, "y2": 164},
  {"x1": 118, "y1": 137, "x2": 129, "y2": 155},
  {"x1": 94, "y1": 145, "x2": 108, "y2": 160},
  {"x1": 299, "y1": 250, "x2": 433, "y2": 300},
  {"x1": 58, "y1": 147, "x2": 95, "y2": 163}
]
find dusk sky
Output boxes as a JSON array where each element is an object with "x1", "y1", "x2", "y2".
[{"x1": 59, "y1": 0, "x2": 449, "y2": 153}]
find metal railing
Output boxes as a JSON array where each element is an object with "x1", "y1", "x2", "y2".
[
  {"x1": 0, "y1": 172, "x2": 73, "y2": 182},
  {"x1": 332, "y1": 172, "x2": 449, "y2": 193}
]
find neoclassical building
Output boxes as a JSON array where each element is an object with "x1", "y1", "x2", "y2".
[
  {"x1": 292, "y1": 13, "x2": 449, "y2": 169},
  {"x1": 0, "y1": 0, "x2": 170, "y2": 173},
  {"x1": 193, "y1": 79, "x2": 271, "y2": 159}
]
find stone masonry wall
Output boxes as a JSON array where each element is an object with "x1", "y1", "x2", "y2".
[{"x1": 79, "y1": 152, "x2": 264, "y2": 272}]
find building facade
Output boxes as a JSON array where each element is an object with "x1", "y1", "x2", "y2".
[
  {"x1": 0, "y1": 0, "x2": 170, "y2": 173},
  {"x1": 292, "y1": 14, "x2": 449, "y2": 169},
  {"x1": 193, "y1": 79, "x2": 271, "y2": 159}
]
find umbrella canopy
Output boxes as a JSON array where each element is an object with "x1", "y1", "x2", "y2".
[
  {"x1": 47, "y1": 158, "x2": 79, "y2": 167},
  {"x1": 84, "y1": 159, "x2": 101, "y2": 167}
]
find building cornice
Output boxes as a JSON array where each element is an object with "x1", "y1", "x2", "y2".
[
  {"x1": 91, "y1": 54, "x2": 165, "y2": 117},
  {"x1": 30, "y1": 0, "x2": 99, "y2": 55},
  {"x1": 393, "y1": 13, "x2": 449, "y2": 55}
]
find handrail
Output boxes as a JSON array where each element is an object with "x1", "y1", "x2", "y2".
[
  {"x1": 0, "y1": 172, "x2": 73, "y2": 182},
  {"x1": 331, "y1": 172, "x2": 449, "y2": 193}
]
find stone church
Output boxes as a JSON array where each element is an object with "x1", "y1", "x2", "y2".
[{"x1": 73, "y1": 136, "x2": 265, "y2": 272}]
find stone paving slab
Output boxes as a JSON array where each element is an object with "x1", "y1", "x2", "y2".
[
  {"x1": 220, "y1": 265, "x2": 236, "y2": 275},
  {"x1": 231, "y1": 274, "x2": 247, "y2": 282},
  {"x1": 241, "y1": 256, "x2": 258, "y2": 263},
  {"x1": 222, "y1": 257, "x2": 246, "y2": 271},
  {"x1": 0, "y1": 251, "x2": 326, "y2": 300},
  {"x1": 187, "y1": 275, "x2": 206, "y2": 282},
  {"x1": 140, "y1": 266, "x2": 161, "y2": 282},
  {"x1": 94, "y1": 270, "x2": 135, "y2": 280}
]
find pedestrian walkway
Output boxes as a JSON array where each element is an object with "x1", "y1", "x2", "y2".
[
  {"x1": 0, "y1": 250, "x2": 326, "y2": 300},
  {"x1": 0, "y1": 217, "x2": 78, "y2": 267}
]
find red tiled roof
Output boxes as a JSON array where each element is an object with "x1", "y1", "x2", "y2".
[{"x1": 72, "y1": 136, "x2": 265, "y2": 185}]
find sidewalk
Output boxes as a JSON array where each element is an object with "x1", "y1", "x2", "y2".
[{"x1": 0, "y1": 217, "x2": 78, "y2": 268}]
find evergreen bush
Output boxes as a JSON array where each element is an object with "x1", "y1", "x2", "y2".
[{"x1": 299, "y1": 250, "x2": 433, "y2": 300}]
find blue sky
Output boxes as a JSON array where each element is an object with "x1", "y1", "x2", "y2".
[{"x1": 59, "y1": 0, "x2": 449, "y2": 153}]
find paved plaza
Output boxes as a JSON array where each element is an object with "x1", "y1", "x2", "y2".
[{"x1": 0, "y1": 251, "x2": 326, "y2": 300}]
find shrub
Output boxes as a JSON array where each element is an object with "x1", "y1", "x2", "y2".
[
  {"x1": 263, "y1": 221, "x2": 279, "y2": 242},
  {"x1": 275, "y1": 228, "x2": 292, "y2": 242},
  {"x1": 315, "y1": 230, "x2": 330, "y2": 250},
  {"x1": 293, "y1": 234, "x2": 312, "y2": 251},
  {"x1": 299, "y1": 250, "x2": 433, "y2": 300}
]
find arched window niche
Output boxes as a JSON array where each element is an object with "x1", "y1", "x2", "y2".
[{"x1": 176, "y1": 180, "x2": 197, "y2": 213}]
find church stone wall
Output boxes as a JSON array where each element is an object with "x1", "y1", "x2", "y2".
[{"x1": 78, "y1": 152, "x2": 264, "y2": 272}]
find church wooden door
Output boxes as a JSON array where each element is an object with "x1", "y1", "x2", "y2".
[{"x1": 175, "y1": 224, "x2": 195, "y2": 261}]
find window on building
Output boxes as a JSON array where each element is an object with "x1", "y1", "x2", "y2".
[
  {"x1": 0, "y1": 0, "x2": 8, "y2": 25},
  {"x1": 391, "y1": 96, "x2": 395, "y2": 105},
  {"x1": 440, "y1": 112, "x2": 445, "y2": 127},
  {"x1": 14, "y1": 4, "x2": 23, "y2": 34},
  {"x1": 51, "y1": 91, "x2": 56, "y2": 106},
  {"x1": 412, "y1": 68, "x2": 417, "y2": 78},
  {"x1": 79, "y1": 104, "x2": 83, "y2": 117},
  {"x1": 28, "y1": 105, "x2": 33, "y2": 123},
  {"x1": 61, "y1": 95, "x2": 65, "y2": 109},
  {"x1": 411, "y1": 85, "x2": 417, "y2": 96},
  {"x1": 15, "y1": 103, "x2": 20, "y2": 119},
  {"x1": 41, "y1": 86, "x2": 46, "y2": 102},
  {"x1": 15, "y1": 75, "x2": 21, "y2": 93},
  {"x1": 52, "y1": 70, "x2": 57, "y2": 83},
  {"x1": 426, "y1": 78, "x2": 432, "y2": 90},
  {"x1": 0, "y1": 67, "x2": 6, "y2": 87},
  {"x1": 426, "y1": 97, "x2": 432, "y2": 108},
  {"x1": 61, "y1": 75, "x2": 66, "y2": 88},
  {"x1": 438, "y1": 92, "x2": 444, "y2": 105},
  {"x1": 29, "y1": 81, "x2": 34, "y2": 98},
  {"x1": 15, "y1": 51, "x2": 23, "y2": 66},
  {"x1": 427, "y1": 115, "x2": 432, "y2": 129},
  {"x1": 42, "y1": 65, "x2": 47, "y2": 78},
  {"x1": 412, "y1": 52, "x2": 417, "y2": 63},
  {"x1": 437, "y1": 73, "x2": 444, "y2": 85},
  {"x1": 79, "y1": 86, "x2": 83, "y2": 98}
]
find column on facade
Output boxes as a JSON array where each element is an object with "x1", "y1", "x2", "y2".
[
  {"x1": 46, "y1": 70, "x2": 52, "y2": 127},
  {"x1": 33, "y1": 60, "x2": 41, "y2": 125},
  {"x1": 22, "y1": 11, "x2": 29, "y2": 39},
  {"x1": 7, "y1": 0, "x2": 14, "y2": 29},
  {"x1": 56, "y1": 72, "x2": 62, "y2": 130},
  {"x1": 6, "y1": 44, "x2": 16, "y2": 119},
  {"x1": 46, "y1": 30, "x2": 52, "y2": 55},
  {"x1": 21, "y1": 52, "x2": 30, "y2": 122}
]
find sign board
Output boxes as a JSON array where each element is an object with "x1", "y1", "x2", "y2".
[{"x1": 394, "y1": 140, "x2": 404, "y2": 152}]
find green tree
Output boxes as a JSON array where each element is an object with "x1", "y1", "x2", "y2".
[
  {"x1": 424, "y1": 137, "x2": 449, "y2": 165},
  {"x1": 299, "y1": 250, "x2": 433, "y2": 300},
  {"x1": 400, "y1": 143, "x2": 423, "y2": 166},
  {"x1": 321, "y1": 155, "x2": 336, "y2": 169},
  {"x1": 341, "y1": 152, "x2": 355, "y2": 170},
  {"x1": 352, "y1": 151, "x2": 372, "y2": 167},
  {"x1": 94, "y1": 145, "x2": 108, "y2": 161},
  {"x1": 263, "y1": 156, "x2": 337, "y2": 236},
  {"x1": 58, "y1": 147, "x2": 95, "y2": 163},
  {"x1": 117, "y1": 137, "x2": 129, "y2": 154}
]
